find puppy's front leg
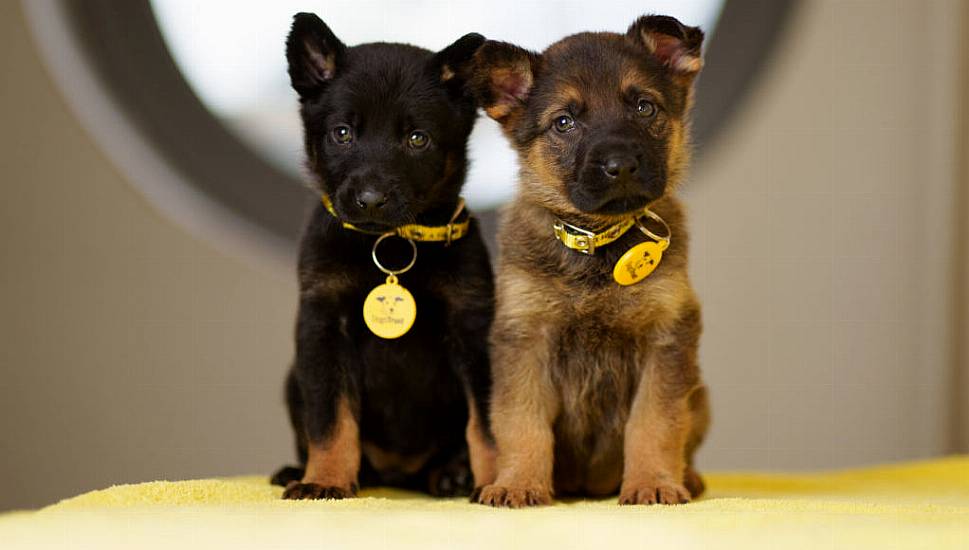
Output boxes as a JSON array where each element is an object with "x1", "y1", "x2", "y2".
[
  {"x1": 435, "y1": 293, "x2": 496, "y2": 495},
  {"x1": 619, "y1": 307, "x2": 702, "y2": 505},
  {"x1": 475, "y1": 324, "x2": 558, "y2": 508},
  {"x1": 435, "y1": 256, "x2": 497, "y2": 493},
  {"x1": 447, "y1": 313, "x2": 497, "y2": 492},
  {"x1": 283, "y1": 297, "x2": 361, "y2": 500}
]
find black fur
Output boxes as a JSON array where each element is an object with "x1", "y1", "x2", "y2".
[{"x1": 273, "y1": 13, "x2": 492, "y2": 498}]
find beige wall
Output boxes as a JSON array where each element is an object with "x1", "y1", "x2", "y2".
[
  {"x1": 956, "y1": 0, "x2": 969, "y2": 453},
  {"x1": 689, "y1": 0, "x2": 964, "y2": 470},
  {"x1": 1, "y1": 3, "x2": 298, "y2": 510},
  {"x1": 1, "y1": 0, "x2": 965, "y2": 511}
]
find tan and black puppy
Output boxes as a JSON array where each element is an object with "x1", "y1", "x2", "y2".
[{"x1": 469, "y1": 15, "x2": 709, "y2": 507}]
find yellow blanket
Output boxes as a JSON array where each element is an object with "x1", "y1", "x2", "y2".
[{"x1": 2, "y1": 457, "x2": 968, "y2": 549}]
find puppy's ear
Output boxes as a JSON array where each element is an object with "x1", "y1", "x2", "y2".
[
  {"x1": 469, "y1": 40, "x2": 540, "y2": 124},
  {"x1": 432, "y1": 32, "x2": 486, "y2": 89},
  {"x1": 626, "y1": 15, "x2": 704, "y2": 78},
  {"x1": 286, "y1": 13, "x2": 346, "y2": 99}
]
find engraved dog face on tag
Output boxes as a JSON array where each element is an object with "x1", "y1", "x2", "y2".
[
  {"x1": 375, "y1": 295, "x2": 406, "y2": 316},
  {"x1": 613, "y1": 241, "x2": 665, "y2": 286},
  {"x1": 363, "y1": 282, "x2": 417, "y2": 339}
]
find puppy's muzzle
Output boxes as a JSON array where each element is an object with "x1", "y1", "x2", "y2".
[
  {"x1": 354, "y1": 188, "x2": 389, "y2": 211},
  {"x1": 599, "y1": 153, "x2": 639, "y2": 180}
]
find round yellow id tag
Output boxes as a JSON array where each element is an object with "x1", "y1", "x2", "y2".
[
  {"x1": 363, "y1": 275, "x2": 416, "y2": 339},
  {"x1": 613, "y1": 240, "x2": 667, "y2": 286}
]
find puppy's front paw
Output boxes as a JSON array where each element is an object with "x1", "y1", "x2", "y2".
[
  {"x1": 282, "y1": 481, "x2": 355, "y2": 500},
  {"x1": 474, "y1": 484, "x2": 552, "y2": 508},
  {"x1": 619, "y1": 481, "x2": 691, "y2": 505}
]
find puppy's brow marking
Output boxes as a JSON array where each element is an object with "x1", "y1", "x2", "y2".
[
  {"x1": 539, "y1": 84, "x2": 584, "y2": 126},
  {"x1": 618, "y1": 64, "x2": 664, "y2": 98}
]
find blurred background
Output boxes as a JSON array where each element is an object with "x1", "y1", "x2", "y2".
[{"x1": 1, "y1": 0, "x2": 967, "y2": 511}]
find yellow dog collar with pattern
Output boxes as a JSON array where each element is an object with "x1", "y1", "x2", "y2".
[
  {"x1": 321, "y1": 193, "x2": 470, "y2": 245},
  {"x1": 553, "y1": 208, "x2": 673, "y2": 285},
  {"x1": 552, "y1": 207, "x2": 670, "y2": 256}
]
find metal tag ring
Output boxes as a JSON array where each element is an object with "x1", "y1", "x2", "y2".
[
  {"x1": 636, "y1": 209, "x2": 672, "y2": 244},
  {"x1": 372, "y1": 232, "x2": 418, "y2": 276}
]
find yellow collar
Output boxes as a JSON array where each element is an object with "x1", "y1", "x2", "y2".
[
  {"x1": 553, "y1": 207, "x2": 670, "y2": 255},
  {"x1": 321, "y1": 194, "x2": 470, "y2": 245}
]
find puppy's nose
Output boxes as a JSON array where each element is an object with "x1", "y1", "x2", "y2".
[
  {"x1": 354, "y1": 189, "x2": 388, "y2": 210},
  {"x1": 602, "y1": 155, "x2": 639, "y2": 179}
]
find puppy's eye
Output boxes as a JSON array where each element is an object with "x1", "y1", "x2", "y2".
[
  {"x1": 407, "y1": 131, "x2": 430, "y2": 150},
  {"x1": 554, "y1": 115, "x2": 576, "y2": 133},
  {"x1": 332, "y1": 125, "x2": 353, "y2": 145},
  {"x1": 637, "y1": 99, "x2": 657, "y2": 117}
]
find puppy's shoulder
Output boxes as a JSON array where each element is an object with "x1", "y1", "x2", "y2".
[
  {"x1": 297, "y1": 204, "x2": 360, "y2": 299},
  {"x1": 424, "y1": 219, "x2": 496, "y2": 310}
]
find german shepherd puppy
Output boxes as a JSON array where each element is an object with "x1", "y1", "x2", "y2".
[
  {"x1": 469, "y1": 15, "x2": 709, "y2": 507},
  {"x1": 271, "y1": 13, "x2": 495, "y2": 499}
]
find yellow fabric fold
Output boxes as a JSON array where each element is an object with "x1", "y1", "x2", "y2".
[{"x1": 2, "y1": 457, "x2": 967, "y2": 549}]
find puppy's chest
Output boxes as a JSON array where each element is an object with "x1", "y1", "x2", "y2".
[
  {"x1": 550, "y1": 295, "x2": 645, "y2": 400},
  {"x1": 550, "y1": 319, "x2": 642, "y2": 440},
  {"x1": 554, "y1": 277, "x2": 667, "y2": 331},
  {"x1": 546, "y1": 281, "x2": 672, "y2": 423}
]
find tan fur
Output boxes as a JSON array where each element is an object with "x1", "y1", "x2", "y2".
[
  {"x1": 361, "y1": 443, "x2": 431, "y2": 475},
  {"x1": 472, "y1": 29, "x2": 709, "y2": 507},
  {"x1": 633, "y1": 29, "x2": 703, "y2": 76},
  {"x1": 665, "y1": 117, "x2": 691, "y2": 191},
  {"x1": 485, "y1": 65, "x2": 533, "y2": 121},
  {"x1": 537, "y1": 84, "x2": 584, "y2": 126},
  {"x1": 476, "y1": 265, "x2": 559, "y2": 506},
  {"x1": 300, "y1": 397, "x2": 360, "y2": 493},
  {"x1": 619, "y1": 67, "x2": 660, "y2": 100},
  {"x1": 440, "y1": 64, "x2": 456, "y2": 82},
  {"x1": 481, "y1": 195, "x2": 708, "y2": 506},
  {"x1": 466, "y1": 396, "x2": 498, "y2": 487}
]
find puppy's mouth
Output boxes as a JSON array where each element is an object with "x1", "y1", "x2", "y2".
[
  {"x1": 570, "y1": 191, "x2": 655, "y2": 217},
  {"x1": 593, "y1": 195, "x2": 652, "y2": 216},
  {"x1": 340, "y1": 212, "x2": 414, "y2": 232},
  {"x1": 345, "y1": 219, "x2": 396, "y2": 232},
  {"x1": 570, "y1": 168, "x2": 665, "y2": 217},
  {"x1": 332, "y1": 195, "x2": 416, "y2": 230}
]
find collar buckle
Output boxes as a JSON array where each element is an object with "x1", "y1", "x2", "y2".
[
  {"x1": 444, "y1": 197, "x2": 466, "y2": 247},
  {"x1": 554, "y1": 219, "x2": 597, "y2": 255}
]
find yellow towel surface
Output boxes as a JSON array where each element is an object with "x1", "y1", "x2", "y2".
[{"x1": 2, "y1": 457, "x2": 968, "y2": 549}]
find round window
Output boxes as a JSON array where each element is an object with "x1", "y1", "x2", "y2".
[
  {"x1": 24, "y1": 0, "x2": 796, "y2": 265},
  {"x1": 150, "y1": 0, "x2": 728, "y2": 211}
]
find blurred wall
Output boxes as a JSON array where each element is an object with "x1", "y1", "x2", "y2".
[
  {"x1": 0, "y1": 0, "x2": 966, "y2": 511},
  {"x1": 957, "y1": 0, "x2": 969, "y2": 455},
  {"x1": 1, "y1": 2, "x2": 298, "y2": 510},
  {"x1": 689, "y1": 0, "x2": 965, "y2": 470}
]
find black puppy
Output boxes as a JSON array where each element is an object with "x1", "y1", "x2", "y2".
[{"x1": 271, "y1": 13, "x2": 495, "y2": 499}]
